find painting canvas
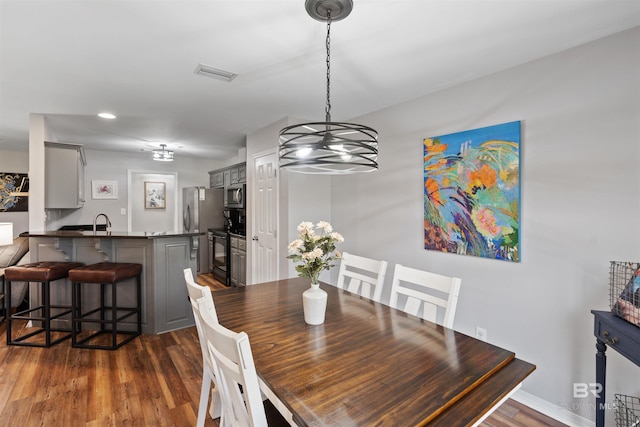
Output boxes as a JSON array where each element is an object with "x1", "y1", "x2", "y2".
[
  {"x1": 0, "y1": 172, "x2": 29, "y2": 212},
  {"x1": 423, "y1": 121, "x2": 521, "y2": 262},
  {"x1": 144, "y1": 181, "x2": 166, "y2": 209}
]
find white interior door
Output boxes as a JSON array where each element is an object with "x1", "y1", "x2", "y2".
[{"x1": 252, "y1": 151, "x2": 278, "y2": 284}]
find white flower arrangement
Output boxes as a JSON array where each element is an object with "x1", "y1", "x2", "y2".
[{"x1": 287, "y1": 221, "x2": 344, "y2": 284}]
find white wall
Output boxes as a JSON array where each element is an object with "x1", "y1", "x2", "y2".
[
  {"x1": 45, "y1": 149, "x2": 216, "y2": 232},
  {"x1": 0, "y1": 149, "x2": 29, "y2": 236},
  {"x1": 129, "y1": 171, "x2": 177, "y2": 232},
  {"x1": 330, "y1": 27, "x2": 640, "y2": 424}
]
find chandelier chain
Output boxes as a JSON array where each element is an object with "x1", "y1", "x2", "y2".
[{"x1": 325, "y1": 9, "x2": 332, "y2": 122}]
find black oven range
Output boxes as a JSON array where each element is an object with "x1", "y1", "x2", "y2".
[{"x1": 208, "y1": 229, "x2": 229, "y2": 286}]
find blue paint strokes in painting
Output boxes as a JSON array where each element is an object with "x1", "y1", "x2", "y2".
[{"x1": 424, "y1": 121, "x2": 521, "y2": 262}]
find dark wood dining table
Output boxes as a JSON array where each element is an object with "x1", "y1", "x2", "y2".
[{"x1": 212, "y1": 278, "x2": 535, "y2": 426}]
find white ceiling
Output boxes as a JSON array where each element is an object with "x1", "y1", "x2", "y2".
[{"x1": 1, "y1": 0, "x2": 639, "y2": 160}]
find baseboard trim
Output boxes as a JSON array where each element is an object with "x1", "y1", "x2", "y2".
[{"x1": 512, "y1": 390, "x2": 594, "y2": 427}]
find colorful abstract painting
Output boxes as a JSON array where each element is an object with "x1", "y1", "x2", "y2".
[
  {"x1": 0, "y1": 172, "x2": 29, "y2": 212},
  {"x1": 424, "y1": 121, "x2": 521, "y2": 262}
]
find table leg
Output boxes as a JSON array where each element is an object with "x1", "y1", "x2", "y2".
[{"x1": 595, "y1": 338, "x2": 607, "y2": 427}]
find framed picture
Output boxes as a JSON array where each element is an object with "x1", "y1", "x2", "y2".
[
  {"x1": 144, "y1": 181, "x2": 166, "y2": 209},
  {"x1": 91, "y1": 180, "x2": 118, "y2": 200},
  {"x1": 0, "y1": 172, "x2": 29, "y2": 212}
]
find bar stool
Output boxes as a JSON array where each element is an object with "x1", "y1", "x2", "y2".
[
  {"x1": 5, "y1": 261, "x2": 84, "y2": 347},
  {"x1": 69, "y1": 262, "x2": 142, "y2": 350}
]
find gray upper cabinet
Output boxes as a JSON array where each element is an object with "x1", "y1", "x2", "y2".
[
  {"x1": 45, "y1": 142, "x2": 86, "y2": 209},
  {"x1": 209, "y1": 163, "x2": 246, "y2": 188},
  {"x1": 210, "y1": 170, "x2": 225, "y2": 188},
  {"x1": 231, "y1": 164, "x2": 246, "y2": 184}
]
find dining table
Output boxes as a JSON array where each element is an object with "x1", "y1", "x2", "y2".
[{"x1": 211, "y1": 277, "x2": 535, "y2": 426}]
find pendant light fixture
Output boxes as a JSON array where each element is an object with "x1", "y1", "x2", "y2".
[
  {"x1": 152, "y1": 144, "x2": 174, "y2": 161},
  {"x1": 279, "y1": 0, "x2": 378, "y2": 174}
]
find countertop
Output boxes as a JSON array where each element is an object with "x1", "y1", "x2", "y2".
[{"x1": 21, "y1": 230, "x2": 204, "y2": 239}]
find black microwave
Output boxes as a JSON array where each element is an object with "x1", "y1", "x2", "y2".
[{"x1": 224, "y1": 184, "x2": 245, "y2": 208}]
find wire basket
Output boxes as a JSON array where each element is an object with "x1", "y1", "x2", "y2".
[
  {"x1": 609, "y1": 262, "x2": 640, "y2": 328},
  {"x1": 615, "y1": 394, "x2": 640, "y2": 427}
]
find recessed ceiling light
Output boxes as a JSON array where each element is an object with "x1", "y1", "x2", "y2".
[
  {"x1": 98, "y1": 112, "x2": 116, "y2": 119},
  {"x1": 194, "y1": 63, "x2": 237, "y2": 82}
]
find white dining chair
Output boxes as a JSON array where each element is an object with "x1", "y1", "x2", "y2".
[
  {"x1": 336, "y1": 252, "x2": 388, "y2": 302},
  {"x1": 389, "y1": 264, "x2": 461, "y2": 328},
  {"x1": 197, "y1": 299, "x2": 278, "y2": 427},
  {"x1": 183, "y1": 268, "x2": 222, "y2": 427}
]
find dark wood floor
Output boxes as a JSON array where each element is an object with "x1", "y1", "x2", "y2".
[{"x1": 0, "y1": 274, "x2": 566, "y2": 426}]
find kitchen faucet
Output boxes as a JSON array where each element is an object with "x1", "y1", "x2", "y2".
[{"x1": 93, "y1": 213, "x2": 111, "y2": 233}]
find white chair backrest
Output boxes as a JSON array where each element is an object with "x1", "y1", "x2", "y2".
[
  {"x1": 183, "y1": 268, "x2": 224, "y2": 425},
  {"x1": 184, "y1": 268, "x2": 217, "y2": 321},
  {"x1": 198, "y1": 298, "x2": 268, "y2": 427},
  {"x1": 389, "y1": 264, "x2": 461, "y2": 329},
  {"x1": 336, "y1": 252, "x2": 388, "y2": 302},
  {"x1": 183, "y1": 268, "x2": 218, "y2": 375}
]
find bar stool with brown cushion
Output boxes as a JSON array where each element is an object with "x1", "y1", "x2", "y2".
[
  {"x1": 5, "y1": 261, "x2": 84, "y2": 347},
  {"x1": 69, "y1": 262, "x2": 142, "y2": 350}
]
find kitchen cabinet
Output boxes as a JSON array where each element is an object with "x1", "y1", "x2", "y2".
[
  {"x1": 230, "y1": 235, "x2": 246, "y2": 287},
  {"x1": 230, "y1": 164, "x2": 246, "y2": 184},
  {"x1": 25, "y1": 231, "x2": 199, "y2": 334},
  {"x1": 45, "y1": 142, "x2": 86, "y2": 209},
  {"x1": 208, "y1": 163, "x2": 246, "y2": 188},
  {"x1": 210, "y1": 171, "x2": 225, "y2": 188}
]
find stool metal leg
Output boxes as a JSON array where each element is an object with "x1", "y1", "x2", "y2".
[
  {"x1": 72, "y1": 281, "x2": 79, "y2": 346},
  {"x1": 43, "y1": 280, "x2": 51, "y2": 347},
  {"x1": 6, "y1": 279, "x2": 12, "y2": 345},
  {"x1": 100, "y1": 283, "x2": 106, "y2": 332},
  {"x1": 111, "y1": 280, "x2": 117, "y2": 349},
  {"x1": 1, "y1": 276, "x2": 5, "y2": 323},
  {"x1": 137, "y1": 273, "x2": 142, "y2": 335}
]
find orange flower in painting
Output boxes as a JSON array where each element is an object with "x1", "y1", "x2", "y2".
[
  {"x1": 425, "y1": 177, "x2": 443, "y2": 206},
  {"x1": 423, "y1": 138, "x2": 448, "y2": 154},
  {"x1": 468, "y1": 164, "x2": 497, "y2": 189}
]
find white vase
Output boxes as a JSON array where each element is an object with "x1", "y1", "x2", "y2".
[{"x1": 302, "y1": 282, "x2": 327, "y2": 325}]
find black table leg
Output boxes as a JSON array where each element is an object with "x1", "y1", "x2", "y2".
[{"x1": 595, "y1": 338, "x2": 607, "y2": 427}]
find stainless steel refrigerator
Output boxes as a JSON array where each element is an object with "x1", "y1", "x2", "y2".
[{"x1": 183, "y1": 186, "x2": 224, "y2": 273}]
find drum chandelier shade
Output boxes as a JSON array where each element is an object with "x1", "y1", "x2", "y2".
[{"x1": 279, "y1": 0, "x2": 378, "y2": 174}]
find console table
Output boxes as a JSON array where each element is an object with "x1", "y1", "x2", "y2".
[{"x1": 591, "y1": 310, "x2": 640, "y2": 427}]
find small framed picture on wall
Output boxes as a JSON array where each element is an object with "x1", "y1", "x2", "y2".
[
  {"x1": 92, "y1": 180, "x2": 118, "y2": 200},
  {"x1": 144, "y1": 181, "x2": 165, "y2": 209}
]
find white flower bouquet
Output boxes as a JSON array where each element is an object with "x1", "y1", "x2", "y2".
[{"x1": 287, "y1": 221, "x2": 344, "y2": 284}]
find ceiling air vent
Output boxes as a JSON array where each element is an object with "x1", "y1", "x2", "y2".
[{"x1": 194, "y1": 63, "x2": 237, "y2": 82}]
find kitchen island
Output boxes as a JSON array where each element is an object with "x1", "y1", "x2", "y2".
[{"x1": 21, "y1": 230, "x2": 202, "y2": 334}]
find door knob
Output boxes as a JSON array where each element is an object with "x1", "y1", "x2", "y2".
[{"x1": 252, "y1": 236, "x2": 259, "y2": 241}]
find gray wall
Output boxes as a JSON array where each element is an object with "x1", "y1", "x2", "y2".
[
  {"x1": 329, "y1": 27, "x2": 640, "y2": 423},
  {"x1": 45, "y1": 149, "x2": 217, "y2": 232}
]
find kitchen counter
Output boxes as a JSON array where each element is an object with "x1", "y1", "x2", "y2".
[
  {"x1": 22, "y1": 230, "x2": 203, "y2": 239},
  {"x1": 23, "y1": 230, "x2": 200, "y2": 334}
]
